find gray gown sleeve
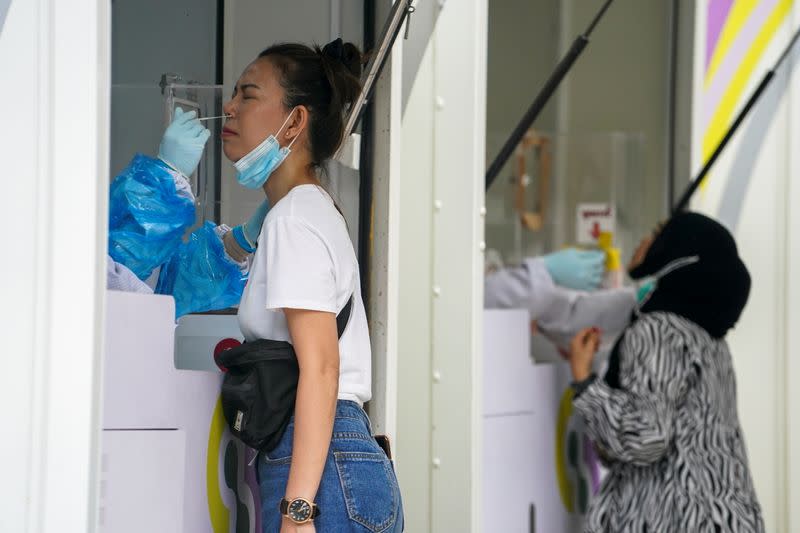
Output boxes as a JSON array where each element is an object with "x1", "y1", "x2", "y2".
[{"x1": 485, "y1": 257, "x2": 636, "y2": 348}]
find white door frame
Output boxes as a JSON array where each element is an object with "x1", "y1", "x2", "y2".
[
  {"x1": 0, "y1": 0, "x2": 110, "y2": 531},
  {"x1": 395, "y1": 1, "x2": 488, "y2": 531}
]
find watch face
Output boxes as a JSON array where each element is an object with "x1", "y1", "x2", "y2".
[{"x1": 288, "y1": 499, "x2": 312, "y2": 522}]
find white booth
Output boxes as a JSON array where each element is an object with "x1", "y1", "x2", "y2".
[{"x1": 100, "y1": 291, "x2": 254, "y2": 533}]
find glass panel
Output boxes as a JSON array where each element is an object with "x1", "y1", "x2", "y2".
[
  {"x1": 110, "y1": 79, "x2": 225, "y2": 229},
  {"x1": 486, "y1": 130, "x2": 647, "y2": 271},
  {"x1": 164, "y1": 82, "x2": 225, "y2": 227}
]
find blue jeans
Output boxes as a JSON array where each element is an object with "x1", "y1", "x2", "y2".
[{"x1": 258, "y1": 401, "x2": 404, "y2": 532}]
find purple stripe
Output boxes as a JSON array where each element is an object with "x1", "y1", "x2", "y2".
[
  {"x1": 245, "y1": 448, "x2": 262, "y2": 532},
  {"x1": 702, "y1": 0, "x2": 777, "y2": 132},
  {"x1": 707, "y1": 0, "x2": 734, "y2": 70},
  {"x1": 583, "y1": 434, "x2": 601, "y2": 494}
]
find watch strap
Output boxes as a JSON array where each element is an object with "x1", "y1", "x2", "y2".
[{"x1": 279, "y1": 498, "x2": 288, "y2": 515}]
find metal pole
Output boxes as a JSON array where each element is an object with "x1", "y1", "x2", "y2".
[{"x1": 344, "y1": 0, "x2": 415, "y2": 137}]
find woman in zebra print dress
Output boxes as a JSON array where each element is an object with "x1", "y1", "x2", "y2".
[{"x1": 568, "y1": 212, "x2": 764, "y2": 532}]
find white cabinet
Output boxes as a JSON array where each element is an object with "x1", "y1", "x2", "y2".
[
  {"x1": 99, "y1": 430, "x2": 186, "y2": 533},
  {"x1": 483, "y1": 310, "x2": 535, "y2": 416},
  {"x1": 483, "y1": 415, "x2": 537, "y2": 532},
  {"x1": 102, "y1": 291, "x2": 178, "y2": 430},
  {"x1": 483, "y1": 309, "x2": 583, "y2": 533},
  {"x1": 102, "y1": 292, "x2": 259, "y2": 533}
]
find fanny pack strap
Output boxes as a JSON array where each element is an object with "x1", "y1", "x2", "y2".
[{"x1": 336, "y1": 295, "x2": 353, "y2": 339}]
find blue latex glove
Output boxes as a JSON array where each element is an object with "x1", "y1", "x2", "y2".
[
  {"x1": 230, "y1": 199, "x2": 271, "y2": 254},
  {"x1": 158, "y1": 107, "x2": 211, "y2": 177},
  {"x1": 542, "y1": 248, "x2": 605, "y2": 291}
]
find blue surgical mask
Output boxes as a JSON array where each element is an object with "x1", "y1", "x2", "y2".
[
  {"x1": 636, "y1": 279, "x2": 656, "y2": 305},
  {"x1": 634, "y1": 255, "x2": 700, "y2": 314},
  {"x1": 234, "y1": 109, "x2": 299, "y2": 189}
]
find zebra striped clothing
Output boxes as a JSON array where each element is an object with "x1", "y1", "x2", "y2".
[{"x1": 573, "y1": 312, "x2": 764, "y2": 532}]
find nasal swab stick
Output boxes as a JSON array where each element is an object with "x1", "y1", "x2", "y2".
[{"x1": 198, "y1": 114, "x2": 231, "y2": 122}]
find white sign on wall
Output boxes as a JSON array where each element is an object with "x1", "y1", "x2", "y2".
[{"x1": 576, "y1": 203, "x2": 616, "y2": 244}]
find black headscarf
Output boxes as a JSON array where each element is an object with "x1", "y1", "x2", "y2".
[
  {"x1": 603, "y1": 212, "x2": 750, "y2": 389},
  {"x1": 629, "y1": 212, "x2": 751, "y2": 339}
]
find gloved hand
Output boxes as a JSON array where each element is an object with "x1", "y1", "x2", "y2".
[
  {"x1": 158, "y1": 107, "x2": 211, "y2": 177},
  {"x1": 224, "y1": 199, "x2": 271, "y2": 262},
  {"x1": 542, "y1": 248, "x2": 605, "y2": 291}
]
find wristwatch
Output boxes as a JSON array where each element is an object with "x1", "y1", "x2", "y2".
[{"x1": 280, "y1": 497, "x2": 320, "y2": 524}]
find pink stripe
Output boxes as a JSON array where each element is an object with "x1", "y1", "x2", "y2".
[
  {"x1": 702, "y1": 0, "x2": 777, "y2": 132},
  {"x1": 707, "y1": 0, "x2": 734, "y2": 70}
]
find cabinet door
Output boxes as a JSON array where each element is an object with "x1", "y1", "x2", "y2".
[
  {"x1": 484, "y1": 309, "x2": 535, "y2": 416},
  {"x1": 103, "y1": 291, "x2": 178, "y2": 429},
  {"x1": 483, "y1": 415, "x2": 537, "y2": 533},
  {"x1": 99, "y1": 430, "x2": 185, "y2": 533}
]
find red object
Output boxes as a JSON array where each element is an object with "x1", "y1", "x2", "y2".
[
  {"x1": 213, "y1": 338, "x2": 241, "y2": 371},
  {"x1": 590, "y1": 222, "x2": 601, "y2": 239}
]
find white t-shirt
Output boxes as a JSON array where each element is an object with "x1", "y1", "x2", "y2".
[{"x1": 237, "y1": 184, "x2": 372, "y2": 405}]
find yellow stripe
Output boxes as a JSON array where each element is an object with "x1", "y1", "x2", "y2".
[
  {"x1": 207, "y1": 397, "x2": 231, "y2": 533},
  {"x1": 555, "y1": 387, "x2": 575, "y2": 513},
  {"x1": 701, "y1": 0, "x2": 793, "y2": 191},
  {"x1": 705, "y1": 0, "x2": 760, "y2": 86}
]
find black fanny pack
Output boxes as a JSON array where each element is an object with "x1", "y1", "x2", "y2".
[{"x1": 217, "y1": 297, "x2": 353, "y2": 452}]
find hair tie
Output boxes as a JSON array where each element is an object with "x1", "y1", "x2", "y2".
[{"x1": 322, "y1": 38, "x2": 344, "y2": 62}]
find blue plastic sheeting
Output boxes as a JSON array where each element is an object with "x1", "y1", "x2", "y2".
[
  {"x1": 108, "y1": 154, "x2": 195, "y2": 280},
  {"x1": 156, "y1": 222, "x2": 247, "y2": 318}
]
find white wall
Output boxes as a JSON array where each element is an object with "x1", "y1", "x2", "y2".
[
  {"x1": 396, "y1": 0, "x2": 487, "y2": 531},
  {"x1": 690, "y1": 3, "x2": 800, "y2": 530},
  {"x1": 786, "y1": 6, "x2": 800, "y2": 527},
  {"x1": 429, "y1": 3, "x2": 487, "y2": 529},
  {"x1": 0, "y1": 0, "x2": 109, "y2": 531},
  {"x1": 397, "y1": 33, "x2": 435, "y2": 533}
]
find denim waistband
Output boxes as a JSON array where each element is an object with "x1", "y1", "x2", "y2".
[{"x1": 335, "y1": 400, "x2": 372, "y2": 433}]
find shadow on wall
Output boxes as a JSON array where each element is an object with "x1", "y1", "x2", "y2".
[{"x1": 716, "y1": 51, "x2": 798, "y2": 233}]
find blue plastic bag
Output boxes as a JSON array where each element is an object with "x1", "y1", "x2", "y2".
[
  {"x1": 108, "y1": 154, "x2": 196, "y2": 280},
  {"x1": 156, "y1": 222, "x2": 248, "y2": 318}
]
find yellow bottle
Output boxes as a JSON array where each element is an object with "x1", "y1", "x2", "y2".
[{"x1": 597, "y1": 231, "x2": 623, "y2": 289}]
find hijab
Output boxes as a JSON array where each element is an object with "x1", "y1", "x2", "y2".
[{"x1": 604, "y1": 212, "x2": 750, "y2": 388}]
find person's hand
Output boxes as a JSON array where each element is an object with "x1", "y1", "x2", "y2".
[
  {"x1": 569, "y1": 327, "x2": 601, "y2": 381},
  {"x1": 158, "y1": 107, "x2": 211, "y2": 177},
  {"x1": 280, "y1": 518, "x2": 315, "y2": 533},
  {"x1": 542, "y1": 248, "x2": 605, "y2": 291}
]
